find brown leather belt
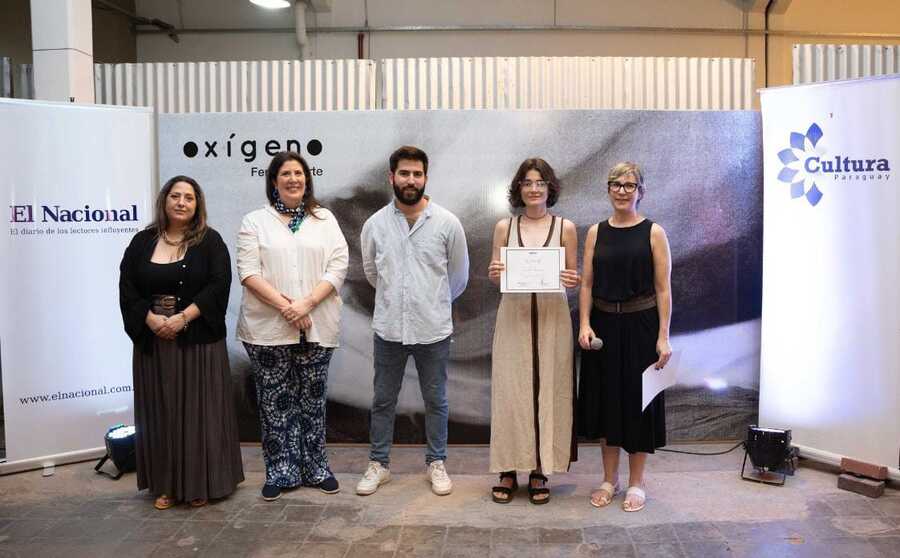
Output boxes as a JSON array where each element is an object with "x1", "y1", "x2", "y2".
[
  {"x1": 593, "y1": 294, "x2": 657, "y2": 314},
  {"x1": 151, "y1": 294, "x2": 177, "y2": 317}
]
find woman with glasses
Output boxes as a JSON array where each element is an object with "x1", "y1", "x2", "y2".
[
  {"x1": 486, "y1": 158, "x2": 580, "y2": 504},
  {"x1": 577, "y1": 162, "x2": 673, "y2": 512}
]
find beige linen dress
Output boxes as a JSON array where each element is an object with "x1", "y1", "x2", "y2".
[{"x1": 489, "y1": 215, "x2": 576, "y2": 473}]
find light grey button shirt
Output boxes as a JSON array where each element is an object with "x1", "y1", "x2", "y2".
[{"x1": 360, "y1": 199, "x2": 469, "y2": 345}]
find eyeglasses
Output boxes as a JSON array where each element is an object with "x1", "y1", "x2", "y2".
[
  {"x1": 607, "y1": 181, "x2": 639, "y2": 193},
  {"x1": 519, "y1": 179, "x2": 549, "y2": 189}
]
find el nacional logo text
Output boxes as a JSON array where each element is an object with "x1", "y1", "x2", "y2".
[
  {"x1": 9, "y1": 203, "x2": 140, "y2": 237},
  {"x1": 777, "y1": 122, "x2": 891, "y2": 207}
]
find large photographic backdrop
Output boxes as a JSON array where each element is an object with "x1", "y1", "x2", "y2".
[{"x1": 159, "y1": 109, "x2": 762, "y2": 444}]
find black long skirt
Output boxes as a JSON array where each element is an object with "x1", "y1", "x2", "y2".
[
  {"x1": 132, "y1": 338, "x2": 244, "y2": 501},
  {"x1": 577, "y1": 307, "x2": 666, "y2": 454}
]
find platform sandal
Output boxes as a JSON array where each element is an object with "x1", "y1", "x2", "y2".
[
  {"x1": 528, "y1": 472, "x2": 550, "y2": 505},
  {"x1": 491, "y1": 471, "x2": 518, "y2": 504}
]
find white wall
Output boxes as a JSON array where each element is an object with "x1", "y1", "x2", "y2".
[
  {"x1": 0, "y1": 0, "x2": 136, "y2": 65},
  {"x1": 133, "y1": 0, "x2": 900, "y2": 93},
  {"x1": 0, "y1": 0, "x2": 32, "y2": 65},
  {"x1": 135, "y1": 0, "x2": 768, "y2": 106},
  {"x1": 135, "y1": 0, "x2": 764, "y2": 63}
]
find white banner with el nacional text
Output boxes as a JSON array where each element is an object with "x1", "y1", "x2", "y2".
[
  {"x1": 0, "y1": 99, "x2": 154, "y2": 469},
  {"x1": 760, "y1": 76, "x2": 900, "y2": 478}
]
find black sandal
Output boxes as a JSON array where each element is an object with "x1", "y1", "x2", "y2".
[
  {"x1": 491, "y1": 471, "x2": 518, "y2": 504},
  {"x1": 528, "y1": 472, "x2": 550, "y2": 505}
]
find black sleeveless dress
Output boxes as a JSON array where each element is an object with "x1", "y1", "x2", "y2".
[{"x1": 577, "y1": 219, "x2": 666, "y2": 453}]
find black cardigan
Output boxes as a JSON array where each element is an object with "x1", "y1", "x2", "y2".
[{"x1": 119, "y1": 227, "x2": 232, "y2": 353}]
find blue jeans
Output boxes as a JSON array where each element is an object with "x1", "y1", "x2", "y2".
[{"x1": 369, "y1": 334, "x2": 451, "y2": 466}]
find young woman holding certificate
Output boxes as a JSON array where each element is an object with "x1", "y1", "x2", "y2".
[
  {"x1": 577, "y1": 162, "x2": 673, "y2": 513},
  {"x1": 486, "y1": 158, "x2": 580, "y2": 504}
]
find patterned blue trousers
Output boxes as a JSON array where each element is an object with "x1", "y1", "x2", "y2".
[{"x1": 243, "y1": 339, "x2": 334, "y2": 487}]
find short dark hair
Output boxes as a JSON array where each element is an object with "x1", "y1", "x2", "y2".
[
  {"x1": 265, "y1": 151, "x2": 323, "y2": 218},
  {"x1": 507, "y1": 158, "x2": 561, "y2": 208},
  {"x1": 389, "y1": 145, "x2": 429, "y2": 175}
]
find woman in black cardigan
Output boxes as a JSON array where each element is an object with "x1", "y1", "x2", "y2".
[{"x1": 119, "y1": 175, "x2": 244, "y2": 510}]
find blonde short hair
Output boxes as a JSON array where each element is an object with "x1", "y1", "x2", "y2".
[
  {"x1": 607, "y1": 162, "x2": 644, "y2": 187},
  {"x1": 607, "y1": 162, "x2": 644, "y2": 207}
]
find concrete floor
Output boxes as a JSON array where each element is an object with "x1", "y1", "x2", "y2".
[{"x1": 0, "y1": 444, "x2": 898, "y2": 557}]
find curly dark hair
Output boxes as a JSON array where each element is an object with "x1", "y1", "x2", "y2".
[{"x1": 507, "y1": 158, "x2": 561, "y2": 208}]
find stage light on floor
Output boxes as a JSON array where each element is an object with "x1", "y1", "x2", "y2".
[
  {"x1": 741, "y1": 425, "x2": 797, "y2": 486},
  {"x1": 94, "y1": 424, "x2": 136, "y2": 480}
]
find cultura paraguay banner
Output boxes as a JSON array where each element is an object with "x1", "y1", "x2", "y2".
[{"x1": 760, "y1": 75, "x2": 900, "y2": 477}]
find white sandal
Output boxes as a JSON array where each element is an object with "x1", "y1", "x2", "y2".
[
  {"x1": 590, "y1": 481, "x2": 619, "y2": 508},
  {"x1": 623, "y1": 486, "x2": 646, "y2": 512}
]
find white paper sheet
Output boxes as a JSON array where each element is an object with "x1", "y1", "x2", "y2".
[
  {"x1": 500, "y1": 246, "x2": 565, "y2": 293},
  {"x1": 642, "y1": 351, "x2": 681, "y2": 411}
]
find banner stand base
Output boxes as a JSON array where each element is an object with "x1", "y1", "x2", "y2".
[
  {"x1": 0, "y1": 447, "x2": 106, "y2": 476},
  {"x1": 794, "y1": 444, "x2": 900, "y2": 483}
]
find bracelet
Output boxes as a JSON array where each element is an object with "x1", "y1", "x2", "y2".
[{"x1": 177, "y1": 311, "x2": 189, "y2": 331}]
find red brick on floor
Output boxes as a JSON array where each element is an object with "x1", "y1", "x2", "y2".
[{"x1": 837, "y1": 473, "x2": 885, "y2": 499}]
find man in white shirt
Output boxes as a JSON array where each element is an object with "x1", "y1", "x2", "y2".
[{"x1": 356, "y1": 145, "x2": 470, "y2": 496}]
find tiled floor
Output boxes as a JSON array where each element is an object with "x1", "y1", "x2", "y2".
[{"x1": 0, "y1": 444, "x2": 898, "y2": 557}]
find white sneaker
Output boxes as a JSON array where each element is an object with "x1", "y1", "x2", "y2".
[
  {"x1": 427, "y1": 460, "x2": 453, "y2": 496},
  {"x1": 356, "y1": 461, "x2": 391, "y2": 495}
]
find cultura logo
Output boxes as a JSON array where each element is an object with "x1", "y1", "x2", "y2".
[{"x1": 777, "y1": 122, "x2": 890, "y2": 207}]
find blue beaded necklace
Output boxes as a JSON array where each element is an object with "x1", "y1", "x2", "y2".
[{"x1": 272, "y1": 190, "x2": 306, "y2": 233}]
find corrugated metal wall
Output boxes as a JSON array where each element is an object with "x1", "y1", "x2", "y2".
[
  {"x1": 0, "y1": 58, "x2": 11, "y2": 98},
  {"x1": 12, "y1": 55, "x2": 755, "y2": 111},
  {"x1": 94, "y1": 59, "x2": 378, "y2": 112},
  {"x1": 793, "y1": 44, "x2": 900, "y2": 85},
  {"x1": 381, "y1": 56, "x2": 755, "y2": 110},
  {"x1": 0, "y1": 58, "x2": 34, "y2": 100},
  {"x1": 13, "y1": 64, "x2": 33, "y2": 100}
]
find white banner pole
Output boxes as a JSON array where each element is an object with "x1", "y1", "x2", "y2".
[
  {"x1": 759, "y1": 75, "x2": 900, "y2": 479},
  {"x1": 0, "y1": 98, "x2": 154, "y2": 473}
]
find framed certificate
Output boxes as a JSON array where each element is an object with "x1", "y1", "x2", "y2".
[{"x1": 500, "y1": 247, "x2": 565, "y2": 293}]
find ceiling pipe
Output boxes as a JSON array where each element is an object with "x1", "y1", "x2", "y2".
[
  {"x1": 135, "y1": 24, "x2": 900, "y2": 41},
  {"x1": 764, "y1": 0, "x2": 775, "y2": 88},
  {"x1": 295, "y1": 1, "x2": 308, "y2": 46},
  {"x1": 95, "y1": 0, "x2": 179, "y2": 43}
]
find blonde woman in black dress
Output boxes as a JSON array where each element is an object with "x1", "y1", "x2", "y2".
[{"x1": 577, "y1": 162, "x2": 672, "y2": 512}]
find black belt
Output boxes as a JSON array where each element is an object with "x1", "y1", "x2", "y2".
[{"x1": 593, "y1": 294, "x2": 657, "y2": 314}]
